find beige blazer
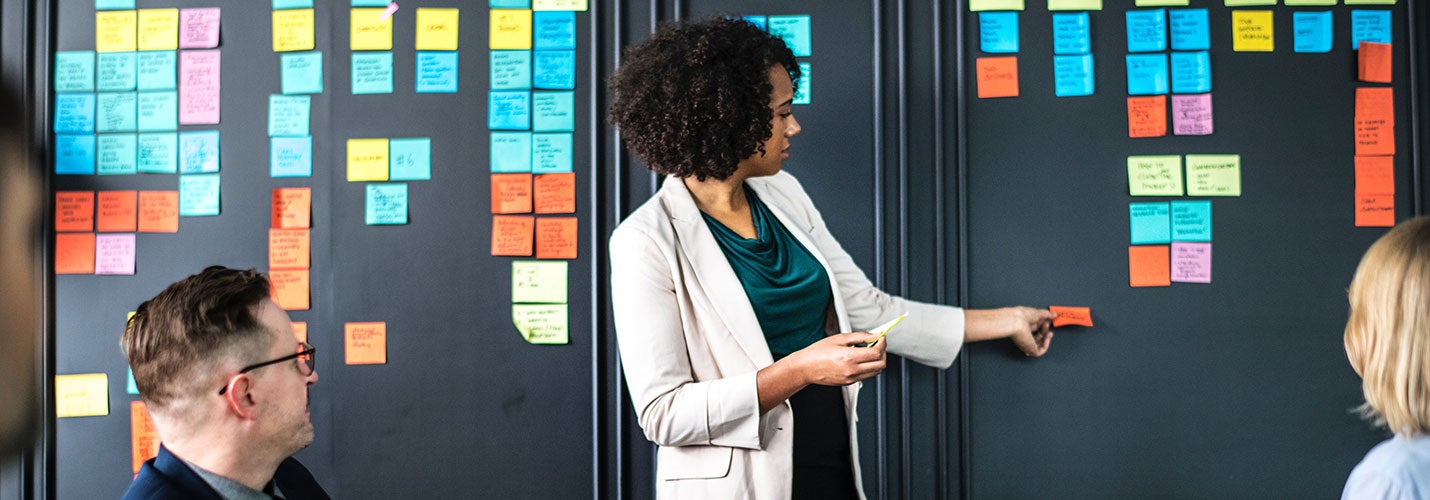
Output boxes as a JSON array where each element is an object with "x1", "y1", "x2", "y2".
[{"x1": 609, "y1": 171, "x2": 965, "y2": 500}]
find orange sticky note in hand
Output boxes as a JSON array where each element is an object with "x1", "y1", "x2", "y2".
[
  {"x1": 976, "y1": 57, "x2": 1018, "y2": 98},
  {"x1": 268, "y1": 228, "x2": 310, "y2": 270},
  {"x1": 130, "y1": 401, "x2": 160, "y2": 475},
  {"x1": 536, "y1": 217, "x2": 578, "y2": 259},
  {"x1": 1355, "y1": 156, "x2": 1394, "y2": 195},
  {"x1": 1127, "y1": 96, "x2": 1167, "y2": 138},
  {"x1": 1048, "y1": 306, "x2": 1093, "y2": 327},
  {"x1": 534, "y1": 173, "x2": 576, "y2": 214},
  {"x1": 291, "y1": 321, "x2": 308, "y2": 343},
  {"x1": 344, "y1": 322, "x2": 387, "y2": 365},
  {"x1": 56, "y1": 191, "x2": 95, "y2": 232},
  {"x1": 1129, "y1": 245, "x2": 1170, "y2": 287},
  {"x1": 1358, "y1": 42, "x2": 1392, "y2": 84},
  {"x1": 1355, "y1": 87, "x2": 1395, "y2": 157},
  {"x1": 269, "y1": 269, "x2": 310, "y2": 310},
  {"x1": 492, "y1": 215, "x2": 535, "y2": 256},
  {"x1": 1356, "y1": 194, "x2": 1395, "y2": 227},
  {"x1": 138, "y1": 191, "x2": 179, "y2": 233},
  {"x1": 491, "y1": 173, "x2": 533, "y2": 214},
  {"x1": 97, "y1": 191, "x2": 138, "y2": 232},
  {"x1": 56, "y1": 233, "x2": 96, "y2": 275},
  {"x1": 272, "y1": 188, "x2": 312, "y2": 229}
]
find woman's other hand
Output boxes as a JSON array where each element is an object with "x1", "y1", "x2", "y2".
[
  {"x1": 787, "y1": 332, "x2": 888, "y2": 386},
  {"x1": 965, "y1": 307, "x2": 1055, "y2": 357}
]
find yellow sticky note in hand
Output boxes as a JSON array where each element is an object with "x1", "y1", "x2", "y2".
[
  {"x1": 273, "y1": 9, "x2": 315, "y2": 52},
  {"x1": 490, "y1": 9, "x2": 533, "y2": 50},
  {"x1": 56, "y1": 373, "x2": 109, "y2": 418},
  {"x1": 351, "y1": 8, "x2": 394, "y2": 51},
  {"x1": 347, "y1": 139, "x2": 389, "y2": 182},
  {"x1": 864, "y1": 313, "x2": 908, "y2": 347},
  {"x1": 416, "y1": 8, "x2": 460, "y2": 51}
]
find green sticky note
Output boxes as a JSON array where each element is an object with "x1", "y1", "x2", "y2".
[
  {"x1": 532, "y1": 91, "x2": 575, "y2": 132},
  {"x1": 137, "y1": 132, "x2": 177, "y2": 173},
  {"x1": 532, "y1": 133, "x2": 572, "y2": 174},
  {"x1": 969, "y1": 0, "x2": 1024, "y2": 11},
  {"x1": 1345, "y1": 0, "x2": 1396, "y2": 4},
  {"x1": 1185, "y1": 154, "x2": 1241, "y2": 196},
  {"x1": 794, "y1": 62, "x2": 811, "y2": 105},
  {"x1": 513, "y1": 260, "x2": 567, "y2": 303},
  {"x1": 1285, "y1": 0, "x2": 1336, "y2": 4},
  {"x1": 97, "y1": 51, "x2": 137, "y2": 91},
  {"x1": 389, "y1": 138, "x2": 432, "y2": 181},
  {"x1": 281, "y1": 51, "x2": 324, "y2": 95},
  {"x1": 97, "y1": 92, "x2": 138, "y2": 132},
  {"x1": 136, "y1": 51, "x2": 177, "y2": 90},
  {"x1": 1127, "y1": 155, "x2": 1183, "y2": 196},
  {"x1": 365, "y1": 183, "x2": 408, "y2": 225},
  {"x1": 268, "y1": 94, "x2": 311, "y2": 137},
  {"x1": 491, "y1": 132, "x2": 532, "y2": 173},
  {"x1": 97, "y1": 134, "x2": 138, "y2": 175},
  {"x1": 1129, "y1": 202, "x2": 1171, "y2": 245},
  {"x1": 513, "y1": 304, "x2": 569, "y2": 344},
  {"x1": 1049, "y1": 0, "x2": 1102, "y2": 9},
  {"x1": 351, "y1": 51, "x2": 394, "y2": 94},
  {"x1": 1171, "y1": 200, "x2": 1211, "y2": 242},
  {"x1": 55, "y1": 51, "x2": 96, "y2": 92},
  {"x1": 178, "y1": 173, "x2": 221, "y2": 216},
  {"x1": 767, "y1": 15, "x2": 812, "y2": 57},
  {"x1": 137, "y1": 91, "x2": 178, "y2": 132}
]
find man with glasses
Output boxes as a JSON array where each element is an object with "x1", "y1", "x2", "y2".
[{"x1": 121, "y1": 266, "x2": 329, "y2": 499}]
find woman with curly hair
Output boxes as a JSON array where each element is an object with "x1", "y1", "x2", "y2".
[{"x1": 607, "y1": 17, "x2": 1055, "y2": 499}]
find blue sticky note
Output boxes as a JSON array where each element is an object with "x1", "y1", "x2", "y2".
[
  {"x1": 490, "y1": 0, "x2": 530, "y2": 6},
  {"x1": 389, "y1": 138, "x2": 432, "y2": 181},
  {"x1": 1170, "y1": 200, "x2": 1211, "y2": 242},
  {"x1": 351, "y1": 51, "x2": 394, "y2": 95},
  {"x1": 273, "y1": 0, "x2": 313, "y2": 9},
  {"x1": 1129, "y1": 202, "x2": 1171, "y2": 245},
  {"x1": 491, "y1": 51, "x2": 532, "y2": 90},
  {"x1": 365, "y1": 183, "x2": 408, "y2": 225},
  {"x1": 1170, "y1": 51, "x2": 1210, "y2": 94},
  {"x1": 137, "y1": 132, "x2": 177, "y2": 173},
  {"x1": 979, "y1": 12, "x2": 1019, "y2": 53},
  {"x1": 96, "y1": 0, "x2": 135, "y2": 10},
  {"x1": 743, "y1": 16, "x2": 767, "y2": 30},
  {"x1": 793, "y1": 62, "x2": 811, "y2": 105},
  {"x1": 268, "y1": 95, "x2": 311, "y2": 137},
  {"x1": 1053, "y1": 54, "x2": 1094, "y2": 97},
  {"x1": 96, "y1": 92, "x2": 137, "y2": 133},
  {"x1": 270, "y1": 136, "x2": 313, "y2": 178},
  {"x1": 179, "y1": 130, "x2": 220, "y2": 174},
  {"x1": 416, "y1": 52, "x2": 459, "y2": 93},
  {"x1": 281, "y1": 52, "x2": 324, "y2": 95},
  {"x1": 97, "y1": 134, "x2": 138, "y2": 175},
  {"x1": 1293, "y1": 11, "x2": 1334, "y2": 53},
  {"x1": 137, "y1": 91, "x2": 178, "y2": 132},
  {"x1": 1052, "y1": 13, "x2": 1090, "y2": 55},
  {"x1": 491, "y1": 132, "x2": 532, "y2": 172},
  {"x1": 1169, "y1": 9, "x2": 1209, "y2": 51},
  {"x1": 767, "y1": 15, "x2": 812, "y2": 57},
  {"x1": 97, "y1": 51, "x2": 137, "y2": 91},
  {"x1": 489, "y1": 91, "x2": 531, "y2": 130},
  {"x1": 127, "y1": 368, "x2": 138, "y2": 395},
  {"x1": 1350, "y1": 10, "x2": 1391, "y2": 50},
  {"x1": 54, "y1": 93, "x2": 95, "y2": 133},
  {"x1": 532, "y1": 91, "x2": 575, "y2": 132},
  {"x1": 178, "y1": 174, "x2": 221, "y2": 217},
  {"x1": 1126, "y1": 54, "x2": 1168, "y2": 96},
  {"x1": 533, "y1": 50, "x2": 575, "y2": 90},
  {"x1": 136, "y1": 51, "x2": 177, "y2": 91},
  {"x1": 534, "y1": 11, "x2": 577, "y2": 50},
  {"x1": 1126, "y1": 9, "x2": 1167, "y2": 53},
  {"x1": 532, "y1": 133, "x2": 572, "y2": 174},
  {"x1": 352, "y1": 0, "x2": 389, "y2": 6},
  {"x1": 54, "y1": 51, "x2": 96, "y2": 92},
  {"x1": 55, "y1": 135, "x2": 96, "y2": 175}
]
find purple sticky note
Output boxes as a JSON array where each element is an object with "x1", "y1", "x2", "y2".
[
  {"x1": 1170, "y1": 242, "x2": 1210, "y2": 283},
  {"x1": 95, "y1": 233, "x2": 136, "y2": 275},
  {"x1": 179, "y1": 8, "x2": 221, "y2": 49},
  {"x1": 179, "y1": 50, "x2": 221, "y2": 125},
  {"x1": 1171, "y1": 93, "x2": 1212, "y2": 136}
]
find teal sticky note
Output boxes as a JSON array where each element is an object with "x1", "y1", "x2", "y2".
[
  {"x1": 1170, "y1": 200, "x2": 1211, "y2": 242},
  {"x1": 137, "y1": 132, "x2": 178, "y2": 173},
  {"x1": 54, "y1": 93, "x2": 95, "y2": 133},
  {"x1": 533, "y1": 50, "x2": 575, "y2": 90},
  {"x1": 127, "y1": 368, "x2": 138, "y2": 395},
  {"x1": 54, "y1": 51, "x2": 95, "y2": 92},
  {"x1": 979, "y1": 12, "x2": 1019, "y2": 53},
  {"x1": 534, "y1": 11, "x2": 577, "y2": 50},
  {"x1": 1125, "y1": 54, "x2": 1168, "y2": 95},
  {"x1": 491, "y1": 51, "x2": 532, "y2": 90},
  {"x1": 1169, "y1": 9, "x2": 1209, "y2": 51},
  {"x1": 178, "y1": 174, "x2": 221, "y2": 216},
  {"x1": 1053, "y1": 54, "x2": 1094, "y2": 97},
  {"x1": 532, "y1": 133, "x2": 572, "y2": 173},
  {"x1": 389, "y1": 138, "x2": 432, "y2": 181},
  {"x1": 532, "y1": 91, "x2": 574, "y2": 132},
  {"x1": 97, "y1": 51, "x2": 137, "y2": 91},
  {"x1": 767, "y1": 15, "x2": 812, "y2": 57},
  {"x1": 793, "y1": 62, "x2": 811, "y2": 105},
  {"x1": 491, "y1": 132, "x2": 532, "y2": 172},
  {"x1": 352, "y1": 0, "x2": 389, "y2": 6},
  {"x1": 416, "y1": 52, "x2": 459, "y2": 93},
  {"x1": 137, "y1": 91, "x2": 178, "y2": 132},
  {"x1": 270, "y1": 136, "x2": 312, "y2": 178},
  {"x1": 96, "y1": 0, "x2": 135, "y2": 10},
  {"x1": 351, "y1": 51, "x2": 394, "y2": 95},
  {"x1": 136, "y1": 51, "x2": 177, "y2": 90},
  {"x1": 55, "y1": 135, "x2": 96, "y2": 175},
  {"x1": 281, "y1": 52, "x2": 324, "y2": 95},
  {"x1": 268, "y1": 95, "x2": 311, "y2": 137},
  {"x1": 273, "y1": 0, "x2": 313, "y2": 9},
  {"x1": 1129, "y1": 202, "x2": 1171, "y2": 245},
  {"x1": 1170, "y1": 51, "x2": 1210, "y2": 94},
  {"x1": 1350, "y1": 10, "x2": 1390, "y2": 50},
  {"x1": 178, "y1": 130, "x2": 220, "y2": 174},
  {"x1": 490, "y1": 0, "x2": 531, "y2": 7},
  {"x1": 1293, "y1": 11, "x2": 1334, "y2": 53},
  {"x1": 489, "y1": 91, "x2": 531, "y2": 130},
  {"x1": 97, "y1": 134, "x2": 138, "y2": 175},
  {"x1": 96, "y1": 92, "x2": 138, "y2": 133},
  {"x1": 1052, "y1": 13, "x2": 1090, "y2": 55},
  {"x1": 365, "y1": 183, "x2": 408, "y2": 225},
  {"x1": 1126, "y1": 9, "x2": 1166, "y2": 53},
  {"x1": 742, "y1": 16, "x2": 767, "y2": 30}
]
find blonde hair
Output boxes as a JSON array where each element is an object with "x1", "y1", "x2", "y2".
[{"x1": 1345, "y1": 216, "x2": 1430, "y2": 436}]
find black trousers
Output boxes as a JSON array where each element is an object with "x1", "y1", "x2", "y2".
[{"x1": 790, "y1": 383, "x2": 859, "y2": 500}]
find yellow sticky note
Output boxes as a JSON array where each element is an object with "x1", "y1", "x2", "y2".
[
  {"x1": 513, "y1": 260, "x2": 567, "y2": 303},
  {"x1": 533, "y1": 0, "x2": 589, "y2": 10},
  {"x1": 1049, "y1": 0, "x2": 1103, "y2": 9},
  {"x1": 1127, "y1": 155, "x2": 1184, "y2": 196},
  {"x1": 56, "y1": 373, "x2": 109, "y2": 418},
  {"x1": 490, "y1": 9, "x2": 533, "y2": 50},
  {"x1": 513, "y1": 304, "x2": 569, "y2": 344},
  {"x1": 1225, "y1": 0, "x2": 1277, "y2": 5},
  {"x1": 1285, "y1": 0, "x2": 1336, "y2": 4},
  {"x1": 1134, "y1": 0, "x2": 1188, "y2": 5},
  {"x1": 351, "y1": 8, "x2": 393, "y2": 51},
  {"x1": 969, "y1": 0, "x2": 1025, "y2": 11},
  {"x1": 416, "y1": 8, "x2": 460, "y2": 50},
  {"x1": 137, "y1": 8, "x2": 179, "y2": 51},
  {"x1": 96, "y1": 11, "x2": 138, "y2": 52},
  {"x1": 272, "y1": 9, "x2": 315, "y2": 52},
  {"x1": 347, "y1": 139, "x2": 389, "y2": 182},
  {"x1": 1232, "y1": 10, "x2": 1274, "y2": 52}
]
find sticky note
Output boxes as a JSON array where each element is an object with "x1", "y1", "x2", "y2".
[
  {"x1": 1171, "y1": 93, "x2": 1213, "y2": 136},
  {"x1": 350, "y1": 8, "x2": 393, "y2": 50},
  {"x1": 1052, "y1": 13, "x2": 1090, "y2": 55},
  {"x1": 1126, "y1": 9, "x2": 1167, "y2": 53},
  {"x1": 351, "y1": 51, "x2": 394, "y2": 94},
  {"x1": 536, "y1": 217, "x2": 577, "y2": 259},
  {"x1": 130, "y1": 401, "x2": 159, "y2": 474},
  {"x1": 512, "y1": 260, "x2": 567, "y2": 303},
  {"x1": 533, "y1": 50, "x2": 576, "y2": 89},
  {"x1": 1293, "y1": 11, "x2": 1334, "y2": 53},
  {"x1": 55, "y1": 135, "x2": 97, "y2": 175},
  {"x1": 492, "y1": 173, "x2": 533, "y2": 214},
  {"x1": 979, "y1": 12, "x2": 1019, "y2": 53},
  {"x1": 1346, "y1": 0, "x2": 1397, "y2": 4},
  {"x1": 1355, "y1": 87, "x2": 1394, "y2": 156},
  {"x1": 532, "y1": 133, "x2": 572, "y2": 173},
  {"x1": 492, "y1": 132, "x2": 533, "y2": 172},
  {"x1": 178, "y1": 8, "x2": 220, "y2": 49},
  {"x1": 97, "y1": 134, "x2": 138, "y2": 175},
  {"x1": 1168, "y1": 9, "x2": 1210, "y2": 51},
  {"x1": 1355, "y1": 156, "x2": 1395, "y2": 196},
  {"x1": 492, "y1": 50, "x2": 532, "y2": 90},
  {"x1": 178, "y1": 173, "x2": 220, "y2": 216},
  {"x1": 1053, "y1": 54, "x2": 1094, "y2": 97},
  {"x1": 365, "y1": 183, "x2": 408, "y2": 225},
  {"x1": 1128, "y1": 245, "x2": 1170, "y2": 287},
  {"x1": 270, "y1": 269, "x2": 310, "y2": 310},
  {"x1": 97, "y1": 11, "x2": 138, "y2": 52},
  {"x1": 96, "y1": 52, "x2": 137, "y2": 91},
  {"x1": 1169, "y1": 51, "x2": 1210, "y2": 94},
  {"x1": 1049, "y1": 0, "x2": 1102, "y2": 10},
  {"x1": 975, "y1": 56, "x2": 1018, "y2": 98},
  {"x1": 793, "y1": 62, "x2": 811, "y2": 105},
  {"x1": 491, "y1": 9, "x2": 533, "y2": 50},
  {"x1": 55, "y1": 233, "x2": 96, "y2": 274},
  {"x1": 347, "y1": 138, "x2": 389, "y2": 181},
  {"x1": 1171, "y1": 200, "x2": 1211, "y2": 242},
  {"x1": 1048, "y1": 306, "x2": 1093, "y2": 327},
  {"x1": 1129, "y1": 202, "x2": 1171, "y2": 245},
  {"x1": 97, "y1": 0, "x2": 136, "y2": 9},
  {"x1": 532, "y1": 91, "x2": 575, "y2": 132},
  {"x1": 136, "y1": 51, "x2": 177, "y2": 90},
  {"x1": 95, "y1": 233, "x2": 136, "y2": 275},
  {"x1": 273, "y1": 187, "x2": 312, "y2": 229},
  {"x1": 344, "y1": 322, "x2": 386, "y2": 364},
  {"x1": 268, "y1": 95, "x2": 311, "y2": 137},
  {"x1": 55, "y1": 93, "x2": 96, "y2": 133},
  {"x1": 1125, "y1": 54, "x2": 1168, "y2": 95},
  {"x1": 1127, "y1": 156, "x2": 1182, "y2": 196},
  {"x1": 1286, "y1": 0, "x2": 1337, "y2": 4},
  {"x1": 1233, "y1": 10, "x2": 1274, "y2": 52},
  {"x1": 767, "y1": 15, "x2": 812, "y2": 57},
  {"x1": 1137, "y1": 0, "x2": 1188, "y2": 5},
  {"x1": 532, "y1": 0, "x2": 587, "y2": 10},
  {"x1": 56, "y1": 192, "x2": 95, "y2": 232},
  {"x1": 415, "y1": 8, "x2": 460, "y2": 51},
  {"x1": 292, "y1": 322, "x2": 308, "y2": 343},
  {"x1": 352, "y1": 0, "x2": 390, "y2": 5},
  {"x1": 269, "y1": 228, "x2": 310, "y2": 270},
  {"x1": 281, "y1": 52, "x2": 324, "y2": 95},
  {"x1": 492, "y1": 215, "x2": 535, "y2": 256},
  {"x1": 273, "y1": 9, "x2": 316, "y2": 52},
  {"x1": 1127, "y1": 96, "x2": 1166, "y2": 138},
  {"x1": 138, "y1": 190, "x2": 179, "y2": 233},
  {"x1": 1358, "y1": 42, "x2": 1392, "y2": 83},
  {"x1": 1351, "y1": 10, "x2": 1391, "y2": 50},
  {"x1": 178, "y1": 50, "x2": 221, "y2": 125},
  {"x1": 492, "y1": 0, "x2": 531, "y2": 8},
  {"x1": 490, "y1": 91, "x2": 532, "y2": 130},
  {"x1": 1185, "y1": 154, "x2": 1241, "y2": 196},
  {"x1": 743, "y1": 16, "x2": 767, "y2": 29},
  {"x1": 126, "y1": 365, "x2": 138, "y2": 395},
  {"x1": 136, "y1": 91, "x2": 178, "y2": 132},
  {"x1": 55, "y1": 51, "x2": 96, "y2": 92},
  {"x1": 534, "y1": 11, "x2": 576, "y2": 50},
  {"x1": 1356, "y1": 194, "x2": 1395, "y2": 227},
  {"x1": 389, "y1": 138, "x2": 432, "y2": 181},
  {"x1": 416, "y1": 51, "x2": 459, "y2": 93},
  {"x1": 1169, "y1": 242, "x2": 1211, "y2": 283},
  {"x1": 97, "y1": 92, "x2": 137, "y2": 132},
  {"x1": 137, "y1": 8, "x2": 179, "y2": 51},
  {"x1": 178, "y1": 130, "x2": 220, "y2": 174},
  {"x1": 271, "y1": 136, "x2": 313, "y2": 178},
  {"x1": 55, "y1": 373, "x2": 108, "y2": 417},
  {"x1": 97, "y1": 190, "x2": 138, "y2": 232},
  {"x1": 274, "y1": 0, "x2": 314, "y2": 9},
  {"x1": 534, "y1": 173, "x2": 576, "y2": 214},
  {"x1": 513, "y1": 304, "x2": 568, "y2": 344}
]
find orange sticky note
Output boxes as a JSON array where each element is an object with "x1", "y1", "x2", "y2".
[
  {"x1": 492, "y1": 173, "x2": 534, "y2": 214},
  {"x1": 1355, "y1": 87, "x2": 1395, "y2": 156},
  {"x1": 492, "y1": 215, "x2": 535, "y2": 256},
  {"x1": 536, "y1": 217, "x2": 578, "y2": 260},
  {"x1": 1129, "y1": 245, "x2": 1170, "y2": 287},
  {"x1": 534, "y1": 173, "x2": 576, "y2": 214},
  {"x1": 344, "y1": 322, "x2": 387, "y2": 365},
  {"x1": 292, "y1": 321, "x2": 308, "y2": 343},
  {"x1": 56, "y1": 191, "x2": 95, "y2": 232},
  {"x1": 56, "y1": 232, "x2": 96, "y2": 275},
  {"x1": 130, "y1": 401, "x2": 160, "y2": 475},
  {"x1": 137, "y1": 191, "x2": 179, "y2": 233},
  {"x1": 1356, "y1": 194, "x2": 1395, "y2": 227},
  {"x1": 97, "y1": 190, "x2": 138, "y2": 233},
  {"x1": 270, "y1": 269, "x2": 310, "y2": 310},
  {"x1": 975, "y1": 56, "x2": 1019, "y2": 98},
  {"x1": 1127, "y1": 96, "x2": 1167, "y2": 138},
  {"x1": 272, "y1": 188, "x2": 312, "y2": 229},
  {"x1": 1049, "y1": 306, "x2": 1093, "y2": 327},
  {"x1": 1358, "y1": 42, "x2": 1392, "y2": 84},
  {"x1": 1355, "y1": 156, "x2": 1394, "y2": 195},
  {"x1": 268, "y1": 228, "x2": 310, "y2": 270}
]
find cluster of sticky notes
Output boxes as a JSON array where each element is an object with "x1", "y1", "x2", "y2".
[
  {"x1": 130, "y1": 401, "x2": 160, "y2": 474},
  {"x1": 1052, "y1": 12, "x2": 1093, "y2": 97},
  {"x1": 1122, "y1": 9, "x2": 1213, "y2": 137},
  {"x1": 347, "y1": 7, "x2": 462, "y2": 94},
  {"x1": 511, "y1": 261, "x2": 569, "y2": 344},
  {"x1": 1125, "y1": 153, "x2": 1238, "y2": 287},
  {"x1": 344, "y1": 322, "x2": 387, "y2": 365},
  {"x1": 56, "y1": 373, "x2": 109, "y2": 418},
  {"x1": 973, "y1": 10, "x2": 1020, "y2": 99},
  {"x1": 739, "y1": 15, "x2": 813, "y2": 103},
  {"x1": 344, "y1": 138, "x2": 433, "y2": 225},
  {"x1": 1354, "y1": 61, "x2": 1395, "y2": 226},
  {"x1": 492, "y1": 215, "x2": 577, "y2": 259},
  {"x1": 53, "y1": 190, "x2": 173, "y2": 275},
  {"x1": 1127, "y1": 154, "x2": 1240, "y2": 198},
  {"x1": 269, "y1": 188, "x2": 313, "y2": 310}
]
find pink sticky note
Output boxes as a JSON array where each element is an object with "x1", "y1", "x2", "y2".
[
  {"x1": 179, "y1": 8, "x2": 221, "y2": 49},
  {"x1": 379, "y1": 2, "x2": 399, "y2": 21},
  {"x1": 1171, "y1": 94, "x2": 1212, "y2": 136},
  {"x1": 179, "y1": 50, "x2": 221, "y2": 125},
  {"x1": 95, "y1": 233, "x2": 136, "y2": 275},
  {"x1": 1170, "y1": 242, "x2": 1211, "y2": 283}
]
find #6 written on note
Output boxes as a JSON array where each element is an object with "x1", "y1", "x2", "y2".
[{"x1": 512, "y1": 260, "x2": 567, "y2": 303}]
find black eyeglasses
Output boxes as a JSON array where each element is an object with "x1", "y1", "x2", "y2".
[{"x1": 218, "y1": 342, "x2": 316, "y2": 395}]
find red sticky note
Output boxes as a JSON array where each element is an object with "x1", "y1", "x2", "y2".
[
  {"x1": 1129, "y1": 245, "x2": 1170, "y2": 287},
  {"x1": 1127, "y1": 96, "x2": 1167, "y2": 138},
  {"x1": 55, "y1": 232, "x2": 96, "y2": 275},
  {"x1": 1355, "y1": 156, "x2": 1394, "y2": 195},
  {"x1": 1356, "y1": 194, "x2": 1395, "y2": 227},
  {"x1": 130, "y1": 401, "x2": 160, "y2": 475},
  {"x1": 1048, "y1": 306, "x2": 1092, "y2": 327},
  {"x1": 137, "y1": 191, "x2": 179, "y2": 233},
  {"x1": 344, "y1": 322, "x2": 387, "y2": 365},
  {"x1": 272, "y1": 187, "x2": 312, "y2": 229},
  {"x1": 97, "y1": 190, "x2": 138, "y2": 233},
  {"x1": 534, "y1": 173, "x2": 576, "y2": 214},
  {"x1": 1358, "y1": 42, "x2": 1392, "y2": 84},
  {"x1": 55, "y1": 191, "x2": 94, "y2": 232},
  {"x1": 1355, "y1": 87, "x2": 1395, "y2": 156},
  {"x1": 269, "y1": 269, "x2": 310, "y2": 310},
  {"x1": 292, "y1": 321, "x2": 308, "y2": 343},
  {"x1": 268, "y1": 228, "x2": 310, "y2": 270},
  {"x1": 975, "y1": 56, "x2": 1019, "y2": 98},
  {"x1": 536, "y1": 217, "x2": 578, "y2": 259},
  {"x1": 492, "y1": 215, "x2": 535, "y2": 256},
  {"x1": 491, "y1": 173, "x2": 534, "y2": 214}
]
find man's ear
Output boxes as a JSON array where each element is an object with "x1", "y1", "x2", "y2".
[{"x1": 221, "y1": 375, "x2": 259, "y2": 420}]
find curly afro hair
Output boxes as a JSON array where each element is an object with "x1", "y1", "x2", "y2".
[{"x1": 607, "y1": 17, "x2": 800, "y2": 181}]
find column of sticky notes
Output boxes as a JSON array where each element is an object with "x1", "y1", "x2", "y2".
[
  {"x1": 1350, "y1": 9, "x2": 1394, "y2": 227},
  {"x1": 271, "y1": 1, "x2": 318, "y2": 316},
  {"x1": 972, "y1": 3, "x2": 1021, "y2": 99}
]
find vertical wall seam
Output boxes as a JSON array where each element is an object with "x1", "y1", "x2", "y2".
[
  {"x1": 931, "y1": 0, "x2": 948, "y2": 497},
  {"x1": 1409, "y1": 1, "x2": 1423, "y2": 215},
  {"x1": 954, "y1": 1, "x2": 972, "y2": 498},
  {"x1": 590, "y1": 1, "x2": 606, "y2": 498},
  {"x1": 896, "y1": 0, "x2": 912, "y2": 498},
  {"x1": 871, "y1": 1, "x2": 888, "y2": 499}
]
